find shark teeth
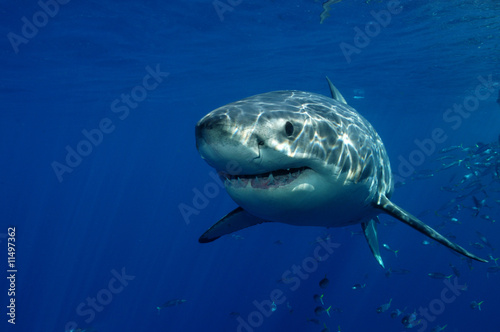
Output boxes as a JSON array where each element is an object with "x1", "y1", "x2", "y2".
[
  {"x1": 268, "y1": 173, "x2": 275, "y2": 185},
  {"x1": 220, "y1": 167, "x2": 310, "y2": 189}
]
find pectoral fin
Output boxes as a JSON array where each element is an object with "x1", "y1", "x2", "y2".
[
  {"x1": 199, "y1": 207, "x2": 268, "y2": 243},
  {"x1": 376, "y1": 195, "x2": 487, "y2": 263},
  {"x1": 362, "y1": 218, "x2": 384, "y2": 268}
]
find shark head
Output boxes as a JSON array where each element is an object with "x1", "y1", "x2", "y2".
[
  {"x1": 195, "y1": 78, "x2": 487, "y2": 266},
  {"x1": 196, "y1": 90, "x2": 392, "y2": 225}
]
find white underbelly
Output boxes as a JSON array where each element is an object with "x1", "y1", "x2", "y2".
[{"x1": 226, "y1": 172, "x2": 378, "y2": 228}]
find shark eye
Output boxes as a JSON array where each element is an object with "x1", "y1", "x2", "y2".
[{"x1": 285, "y1": 121, "x2": 294, "y2": 137}]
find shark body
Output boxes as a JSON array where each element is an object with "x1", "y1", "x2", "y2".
[{"x1": 195, "y1": 78, "x2": 487, "y2": 266}]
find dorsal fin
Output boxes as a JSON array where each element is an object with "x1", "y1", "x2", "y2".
[{"x1": 326, "y1": 76, "x2": 347, "y2": 104}]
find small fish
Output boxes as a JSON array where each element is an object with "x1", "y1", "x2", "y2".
[
  {"x1": 376, "y1": 298, "x2": 392, "y2": 313},
  {"x1": 422, "y1": 240, "x2": 431, "y2": 246},
  {"x1": 417, "y1": 209, "x2": 432, "y2": 218},
  {"x1": 438, "y1": 198, "x2": 458, "y2": 211},
  {"x1": 458, "y1": 173, "x2": 475, "y2": 185},
  {"x1": 319, "y1": 0, "x2": 342, "y2": 24},
  {"x1": 435, "y1": 155, "x2": 457, "y2": 161},
  {"x1": 440, "y1": 186, "x2": 458, "y2": 192},
  {"x1": 352, "y1": 283, "x2": 366, "y2": 290},
  {"x1": 469, "y1": 242, "x2": 485, "y2": 250},
  {"x1": 439, "y1": 145, "x2": 463, "y2": 153},
  {"x1": 449, "y1": 263, "x2": 460, "y2": 277},
  {"x1": 472, "y1": 196, "x2": 487, "y2": 209},
  {"x1": 470, "y1": 300, "x2": 484, "y2": 310},
  {"x1": 462, "y1": 180, "x2": 483, "y2": 192},
  {"x1": 382, "y1": 219, "x2": 398, "y2": 227},
  {"x1": 313, "y1": 294, "x2": 324, "y2": 305},
  {"x1": 229, "y1": 312, "x2": 240, "y2": 317},
  {"x1": 445, "y1": 233, "x2": 457, "y2": 240},
  {"x1": 286, "y1": 301, "x2": 293, "y2": 314},
  {"x1": 448, "y1": 173, "x2": 457, "y2": 183},
  {"x1": 157, "y1": 299, "x2": 186, "y2": 313},
  {"x1": 488, "y1": 255, "x2": 500, "y2": 265},
  {"x1": 306, "y1": 318, "x2": 320, "y2": 325},
  {"x1": 487, "y1": 266, "x2": 500, "y2": 273},
  {"x1": 412, "y1": 168, "x2": 434, "y2": 176},
  {"x1": 315, "y1": 305, "x2": 332, "y2": 317},
  {"x1": 390, "y1": 308, "x2": 404, "y2": 318},
  {"x1": 476, "y1": 231, "x2": 494, "y2": 249},
  {"x1": 440, "y1": 160, "x2": 463, "y2": 171},
  {"x1": 321, "y1": 322, "x2": 330, "y2": 332},
  {"x1": 231, "y1": 234, "x2": 244, "y2": 240},
  {"x1": 480, "y1": 215, "x2": 496, "y2": 223},
  {"x1": 311, "y1": 233, "x2": 333, "y2": 245},
  {"x1": 277, "y1": 276, "x2": 293, "y2": 284},
  {"x1": 431, "y1": 324, "x2": 448, "y2": 332},
  {"x1": 411, "y1": 173, "x2": 434, "y2": 180},
  {"x1": 401, "y1": 311, "x2": 420, "y2": 328},
  {"x1": 427, "y1": 272, "x2": 452, "y2": 279},
  {"x1": 385, "y1": 268, "x2": 411, "y2": 277},
  {"x1": 473, "y1": 142, "x2": 491, "y2": 155},
  {"x1": 319, "y1": 275, "x2": 329, "y2": 289},
  {"x1": 382, "y1": 243, "x2": 399, "y2": 257},
  {"x1": 466, "y1": 257, "x2": 473, "y2": 270}
]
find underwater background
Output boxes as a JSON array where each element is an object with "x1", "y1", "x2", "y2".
[{"x1": 1, "y1": 0, "x2": 500, "y2": 331}]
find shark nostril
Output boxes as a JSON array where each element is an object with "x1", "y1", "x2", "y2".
[{"x1": 255, "y1": 134, "x2": 265, "y2": 147}]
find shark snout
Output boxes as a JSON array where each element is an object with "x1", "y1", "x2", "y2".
[{"x1": 195, "y1": 116, "x2": 262, "y2": 174}]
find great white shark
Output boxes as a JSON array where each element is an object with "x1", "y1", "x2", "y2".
[{"x1": 195, "y1": 78, "x2": 487, "y2": 267}]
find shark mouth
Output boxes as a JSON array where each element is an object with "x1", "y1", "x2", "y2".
[{"x1": 219, "y1": 167, "x2": 311, "y2": 189}]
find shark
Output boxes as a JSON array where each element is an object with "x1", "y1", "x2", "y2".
[{"x1": 194, "y1": 78, "x2": 487, "y2": 267}]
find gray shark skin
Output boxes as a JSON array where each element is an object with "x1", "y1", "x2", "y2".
[{"x1": 195, "y1": 78, "x2": 487, "y2": 267}]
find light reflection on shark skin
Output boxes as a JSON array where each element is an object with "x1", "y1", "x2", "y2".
[{"x1": 195, "y1": 78, "x2": 487, "y2": 267}]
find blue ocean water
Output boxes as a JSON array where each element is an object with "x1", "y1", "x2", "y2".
[{"x1": 1, "y1": 0, "x2": 500, "y2": 331}]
